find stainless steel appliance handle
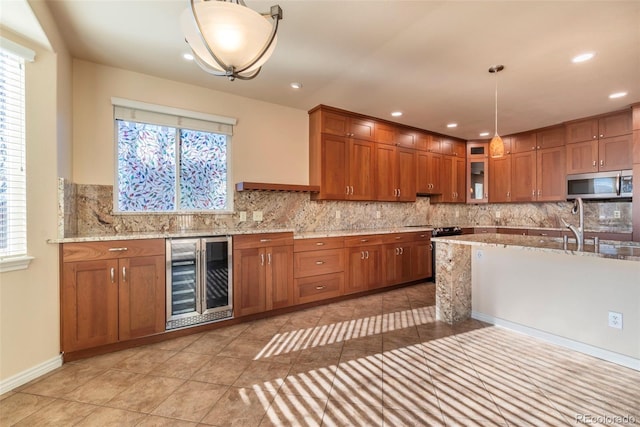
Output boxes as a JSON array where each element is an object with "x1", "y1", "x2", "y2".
[{"x1": 616, "y1": 172, "x2": 621, "y2": 196}]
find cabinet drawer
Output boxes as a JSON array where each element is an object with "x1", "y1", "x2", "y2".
[
  {"x1": 233, "y1": 232, "x2": 294, "y2": 249},
  {"x1": 62, "y1": 239, "x2": 165, "y2": 262},
  {"x1": 294, "y1": 248, "x2": 344, "y2": 278},
  {"x1": 344, "y1": 234, "x2": 383, "y2": 247},
  {"x1": 294, "y1": 273, "x2": 344, "y2": 304},
  {"x1": 381, "y1": 233, "x2": 415, "y2": 244},
  {"x1": 412, "y1": 231, "x2": 432, "y2": 241},
  {"x1": 294, "y1": 237, "x2": 344, "y2": 252}
]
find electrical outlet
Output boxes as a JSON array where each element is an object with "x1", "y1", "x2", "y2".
[
  {"x1": 335, "y1": 210, "x2": 341, "y2": 219},
  {"x1": 608, "y1": 311, "x2": 623, "y2": 329},
  {"x1": 253, "y1": 211, "x2": 263, "y2": 221},
  {"x1": 455, "y1": 210, "x2": 459, "y2": 218},
  {"x1": 376, "y1": 211, "x2": 381, "y2": 219},
  {"x1": 239, "y1": 211, "x2": 247, "y2": 222},
  {"x1": 614, "y1": 210, "x2": 621, "y2": 219},
  {"x1": 495, "y1": 211, "x2": 501, "y2": 219}
]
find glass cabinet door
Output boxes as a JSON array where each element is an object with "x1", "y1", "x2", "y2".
[
  {"x1": 202, "y1": 237, "x2": 232, "y2": 313},
  {"x1": 168, "y1": 239, "x2": 199, "y2": 317},
  {"x1": 467, "y1": 142, "x2": 489, "y2": 203}
]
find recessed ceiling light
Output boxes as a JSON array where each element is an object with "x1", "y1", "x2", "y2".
[
  {"x1": 609, "y1": 91, "x2": 628, "y2": 99},
  {"x1": 479, "y1": 132, "x2": 490, "y2": 137},
  {"x1": 447, "y1": 123, "x2": 458, "y2": 128},
  {"x1": 572, "y1": 52, "x2": 595, "y2": 63},
  {"x1": 391, "y1": 111, "x2": 403, "y2": 117},
  {"x1": 183, "y1": 53, "x2": 194, "y2": 61},
  {"x1": 290, "y1": 82, "x2": 303, "y2": 89}
]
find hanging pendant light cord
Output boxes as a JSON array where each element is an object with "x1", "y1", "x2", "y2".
[{"x1": 494, "y1": 72, "x2": 498, "y2": 136}]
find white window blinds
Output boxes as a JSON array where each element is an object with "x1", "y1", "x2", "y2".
[{"x1": 0, "y1": 44, "x2": 30, "y2": 259}]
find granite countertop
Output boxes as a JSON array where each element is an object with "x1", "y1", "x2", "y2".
[
  {"x1": 470, "y1": 225, "x2": 632, "y2": 234},
  {"x1": 49, "y1": 226, "x2": 433, "y2": 244},
  {"x1": 431, "y1": 233, "x2": 640, "y2": 262}
]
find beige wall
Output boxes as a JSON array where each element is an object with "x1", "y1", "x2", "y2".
[
  {"x1": 0, "y1": 3, "x2": 72, "y2": 384},
  {"x1": 472, "y1": 247, "x2": 640, "y2": 359},
  {"x1": 72, "y1": 60, "x2": 309, "y2": 186}
]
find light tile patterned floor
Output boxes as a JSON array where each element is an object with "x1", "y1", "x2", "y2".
[{"x1": 1, "y1": 282, "x2": 639, "y2": 426}]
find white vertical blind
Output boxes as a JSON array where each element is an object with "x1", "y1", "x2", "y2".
[{"x1": 0, "y1": 47, "x2": 27, "y2": 258}]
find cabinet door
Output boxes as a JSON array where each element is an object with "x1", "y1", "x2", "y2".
[
  {"x1": 429, "y1": 153, "x2": 443, "y2": 194},
  {"x1": 438, "y1": 156, "x2": 454, "y2": 202},
  {"x1": 321, "y1": 111, "x2": 350, "y2": 136},
  {"x1": 598, "y1": 112, "x2": 632, "y2": 138},
  {"x1": 62, "y1": 260, "x2": 119, "y2": 352},
  {"x1": 397, "y1": 148, "x2": 416, "y2": 201},
  {"x1": 416, "y1": 151, "x2": 430, "y2": 194},
  {"x1": 536, "y1": 146, "x2": 565, "y2": 201},
  {"x1": 512, "y1": 132, "x2": 536, "y2": 153},
  {"x1": 566, "y1": 140, "x2": 598, "y2": 174},
  {"x1": 364, "y1": 245, "x2": 383, "y2": 289},
  {"x1": 345, "y1": 247, "x2": 369, "y2": 295},
  {"x1": 411, "y1": 241, "x2": 432, "y2": 280},
  {"x1": 467, "y1": 159, "x2": 487, "y2": 203},
  {"x1": 233, "y1": 247, "x2": 266, "y2": 317},
  {"x1": 489, "y1": 155, "x2": 511, "y2": 203},
  {"x1": 397, "y1": 129, "x2": 417, "y2": 149},
  {"x1": 349, "y1": 117, "x2": 376, "y2": 141},
  {"x1": 566, "y1": 119, "x2": 598, "y2": 144},
  {"x1": 267, "y1": 245, "x2": 294, "y2": 310},
  {"x1": 598, "y1": 134, "x2": 633, "y2": 171},
  {"x1": 375, "y1": 144, "x2": 397, "y2": 201},
  {"x1": 536, "y1": 126, "x2": 565, "y2": 149},
  {"x1": 375, "y1": 122, "x2": 396, "y2": 145},
  {"x1": 119, "y1": 255, "x2": 165, "y2": 340},
  {"x1": 348, "y1": 139, "x2": 376, "y2": 200},
  {"x1": 321, "y1": 135, "x2": 348, "y2": 200},
  {"x1": 511, "y1": 151, "x2": 536, "y2": 202},
  {"x1": 382, "y1": 244, "x2": 412, "y2": 287},
  {"x1": 454, "y1": 157, "x2": 466, "y2": 202}
]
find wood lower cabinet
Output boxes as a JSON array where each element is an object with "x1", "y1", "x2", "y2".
[
  {"x1": 61, "y1": 239, "x2": 165, "y2": 353},
  {"x1": 344, "y1": 235, "x2": 383, "y2": 294},
  {"x1": 233, "y1": 233, "x2": 294, "y2": 317},
  {"x1": 293, "y1": 237, "x2": 345, "y2": 304}
]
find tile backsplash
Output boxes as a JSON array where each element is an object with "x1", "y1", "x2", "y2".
[{"x1": 58, "y1": 178, "x2": 632, "y2": 238}]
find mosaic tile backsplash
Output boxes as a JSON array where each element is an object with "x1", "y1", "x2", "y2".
[{"x1": 58, "y1": 178, "x2": 632, "y2": 238}]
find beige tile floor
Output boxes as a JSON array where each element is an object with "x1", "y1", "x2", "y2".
[{"x1": 1, "y1": 282, "x2": 639, "y2": 426}]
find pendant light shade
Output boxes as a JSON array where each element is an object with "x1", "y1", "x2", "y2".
[
  {"x1": 489, "y1": 65, "x2": 505, "y2": 158},
  {"x1": 181, "y1": 0, "x2": 282, "y2": 81}
]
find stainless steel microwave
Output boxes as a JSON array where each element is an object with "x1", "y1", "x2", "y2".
[{"x1": 566, "y1": 170, "x2": 632, "y2": 200}]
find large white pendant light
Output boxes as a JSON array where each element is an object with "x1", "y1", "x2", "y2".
[
  {"x1": 489, "y1": 65, "x2": 505, "y2": 158},
  {"x1": 181, "y1": 0, "x2": 283, "y2": 81}
]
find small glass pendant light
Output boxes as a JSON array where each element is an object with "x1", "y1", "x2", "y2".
[{"x1": 489, "y1": 65, "x2": 505, "y2": 158}]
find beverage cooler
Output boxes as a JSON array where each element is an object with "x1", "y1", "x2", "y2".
[{"x1": 166, "y1": 236, "x2": 232, "y2": 330}]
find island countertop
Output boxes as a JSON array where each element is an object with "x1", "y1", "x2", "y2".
[{"x1": 431, "y1": 233, "x2": 640, "y2": 262}]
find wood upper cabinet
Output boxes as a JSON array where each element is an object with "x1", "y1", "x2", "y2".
[
  {"x1": 320, "y1": 109, "x2": 375, "y2": 140},
  {"x1": 511, "y1": 146, "x2": 565, "y2": 202},
  {"x1": 466, "y1": 141, "x2": 489, "y2": 203},
  {"x1": 61, "y1": 239, "x2": 165, "y2": 353},
  {"x1": 396, "y1": 128, "x2": 417, "y2": 149},
  {"x1": 233, "y1": 233, "x2": 294, "y2": 317},
  {"x1": 535, "y1": 126, "x2": 565, "y2": 150},
  {"x1": 310, "y1": 107, "x2": 376, "y2": 201},
  {"x1": 375, "y1": 122, "x2": 396, "y2": 145},
  {"x1": 512, "y1": 132, "x2": 537, "y2": 153},
  {"x1": 565, "y1": 110, "x2": 632, "y2": 174},
  {"x1": 416, "y1": 151, "x2": 443, "y2": 194},
  {"x1": 489, "y1": 154, "x2": 512, "y2": 203},
  {"x1": 436, "y1": 155, "x2": 465, "y2": 203},
  {"x1": 440, "y1": 138, "x2": 465, "y2": 157},
  {"x1": 375, "y1": 145, "x2": 416, "y2": 201}
]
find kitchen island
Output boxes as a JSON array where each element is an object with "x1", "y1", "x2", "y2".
[{"x1": 432, "y1": 233, "x2": 640, "y2": 370}]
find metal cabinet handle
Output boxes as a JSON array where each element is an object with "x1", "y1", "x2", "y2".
[
  {"x1": 316, "y1": 242, "x2": 325, "y2": 246},
  {"x1": 365, "y1": 251, "x2": 369, "y2": 259},
  {"x1": 315, "y1": 285, "x2": 326, "y2": 290},
  {"x1": 537, "y1": 190, "x2": 541, "y2": 197},
  {"x1": 429, "y1": 243, "x2": 433, "y2": 250},
  {"x1": 398, "y1": 189, "x2": 401, "y2": 197},
  {"x1": 395, "y1": 236, "x2": 402, "y2": 240},
  {"x1": 350, "y1": 186, "x2": 354, "y2": 195},
  {"x1": 532, "y1": 190, "x2": 536, "y2": 197},
  {"x1": 361, "y1": 239, "x2": 368, "y2": 242},
  {"x1": 315, "y1": 261, "x2": 325, "y2": 265},
  {"x1": 400, "y1": 247, "x2": 404, "y2": 255},
  {"x1": 361, "y1": 251, "x2": 365, "y2": 260},
  {"x1": 600, "y1": 159, "x2": 604, "y2": 166},
  {"x1": 592, "y1": 160, "x2": 596, "y2": 167},
  {"x1": 261, "y1": 253, "x2": 265, "y2": 266},
  {"x1": 108, "y1": 247, "x2": 128, "y2": 252},
  {"x1": 122, "y1": 266, "x2": 126, "y2": 282},
  {"x1": 346, "y1": 186, "x2": 350, "y2": 195},
  {"x1": 110, "y1": 267, "x2": 115, "y2": 283},
  {"x1": 260, "y1": 238, "x2": 271, "y2": 243},
  {"x1": 507, "y1": 191, "x2": 510, "y2": 197},
  {"x1": 267, "y1": 253, "x2": 272, "y2": 265},
  {"x1": 395, "y1": 248, "x2": 399, "y2": 255}
]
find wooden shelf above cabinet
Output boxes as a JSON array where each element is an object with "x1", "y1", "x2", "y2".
[{"x1": 235, "y1": 182, "x2": 320, "y2": 193}]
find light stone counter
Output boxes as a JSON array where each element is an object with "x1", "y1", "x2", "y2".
[
  {"x1": 48, "y1": 226, "x2": 433, "y2": 244},
  {"x1": 432, "y1": 233, "x2": 640, "y2": 262}
]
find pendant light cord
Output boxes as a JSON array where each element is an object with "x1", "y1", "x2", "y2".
[{"x1": 494, "y1": 73, "x2": 498, "y2": 137}]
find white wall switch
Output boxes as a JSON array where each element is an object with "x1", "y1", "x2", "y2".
[
  {"x1": 495, "y1": 211, "x2": 501, "y2": 219},
  {"x1": 239, "y1": 211, "x2": 247, "y2": 222},
  {"x1": 253, "y1": 211, "x2": 263, "y2": 221},
  {"x1": 376, "y1": 211, "x2": 381, "y2": 219}
]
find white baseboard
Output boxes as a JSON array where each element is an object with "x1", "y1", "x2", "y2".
[
  {"x1": 0, "y1": 354, "x2": 63, "y2": 395},
  {"x1": 472, "y1": 311, "x2": 640, "y2": 372}
]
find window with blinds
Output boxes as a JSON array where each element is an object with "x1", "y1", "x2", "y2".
[
  {"x1": 112, "y1": 99, "x2": 237, "y2": 213},
  {"x1": 0, "y1": 46, "x2": 27, "y2": 259}
]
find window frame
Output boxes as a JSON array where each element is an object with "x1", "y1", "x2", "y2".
[
  {"x1": 0, "y1": 38, "x2": 35, "y2": 272},
  {"x1": 112, "y1": 98, "x2": 236, "y2": 215}
]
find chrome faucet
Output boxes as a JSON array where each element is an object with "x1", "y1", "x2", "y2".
[{"x1": 562, "y1": 197, "x2": 584, "y2": 251}]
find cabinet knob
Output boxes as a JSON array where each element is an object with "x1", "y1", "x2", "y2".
[
  {"x1": 600, "y1": 134, "x2": 604, "y2": 138},
  {"x1": 593, "y1": 135, "x2": 597, "y2": 139},
  {"x1": 537, "y1": 146, "x2": 541, "y2": 150},
  {"x1": 592, "y1": 160, "x2": 596, "y2": 167}
]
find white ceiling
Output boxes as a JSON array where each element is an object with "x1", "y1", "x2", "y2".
[{"x1": 16, "y1": 1, "x2": 640, "y2": 139}]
